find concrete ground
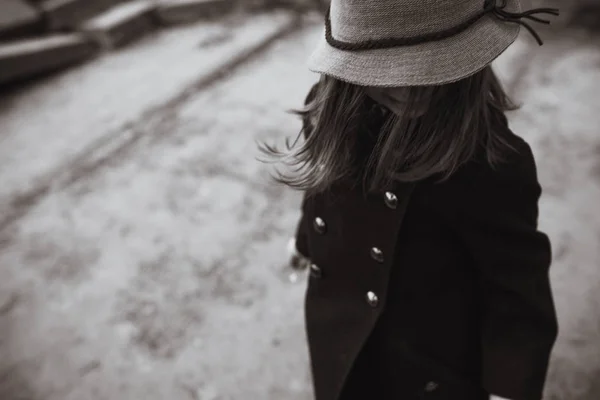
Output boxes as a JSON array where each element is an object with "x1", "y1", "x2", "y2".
[{"x1": 0, "y1": 11, "x2": 599, "y2": 400}]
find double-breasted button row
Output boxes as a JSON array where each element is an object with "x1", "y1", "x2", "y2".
[
  {"x1": 362, "y1": 191, "x2": 399, "y2": 307},
  {"x1": 372, "y1": 192, "x2": 396, "y2": 265},
  {"x1": 310, "y1": 217, "x2": 326, "y2": 280},
  {"x1": 312, "y1": 213, "x2": 389, "y2": 308}
]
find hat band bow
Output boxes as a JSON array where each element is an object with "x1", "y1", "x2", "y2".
[{"x1": 325, "y1": 0, "x2": 560, "y2": 50}]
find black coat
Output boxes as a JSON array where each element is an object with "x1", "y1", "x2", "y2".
[{"x1": 294, "y1": 85, "x2": 558, "y2": 400}]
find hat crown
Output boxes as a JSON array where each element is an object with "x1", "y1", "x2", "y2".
[{"x1": 330, "y1": 0, "x2": 491, "y2": 42}]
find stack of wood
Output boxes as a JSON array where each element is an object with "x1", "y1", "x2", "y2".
[{"x1": 0, "y1": 0, "x2": 238, "y2": 87}]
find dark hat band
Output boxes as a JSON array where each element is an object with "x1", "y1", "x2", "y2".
[{"x1": 325, "y1": 0, "x2": 560, "y2": 51}]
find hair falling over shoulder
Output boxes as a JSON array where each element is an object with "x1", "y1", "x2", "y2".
[{"x1": 257, "y1": 65, "x2": 521, "y2": 198}]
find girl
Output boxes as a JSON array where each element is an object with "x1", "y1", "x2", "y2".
[{"x1": 260, "y1": 0, "x2": 560, "y2": 399}]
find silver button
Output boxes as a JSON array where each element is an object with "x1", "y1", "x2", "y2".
[
  {"x1": 370, "y1": 247, "x2": 384, "y2": 263},
  {"x1": 309, "y1": 263, "x2": 322, "y2": 279},
  {"x1": 384, "y1": 191, "x2": 398, "y2": 209},
  {"x1": 365, "y1": 291, "x2": 379, "y2": 307},
  {"x1": 313, "y1": 217, "x2": 327, "y2": 234},
  {"x1": 424, "y1": 381, "x2": 439, "y2": 392}
]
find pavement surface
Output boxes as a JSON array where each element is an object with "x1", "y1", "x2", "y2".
[
  {"x1": 0, "y1": 9, "x2": 297, "y2": 227},
  {"x1": 0, "y1": 11, "x2": 599, "y2": 400}
]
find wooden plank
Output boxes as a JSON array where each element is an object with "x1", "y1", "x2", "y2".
[
  {"x1": 0, "y1": 33, "x2": 97, "y2": 85},
  {"x1": 80, "y1": 0, "x2": 157, "y2": 50},
  {"x1": 155, "y1": 0, "x2": 236, "y2": 25},
  {"x1": 38, "y1": 0, "x2": 124, "y2": 31},
  {"x1": 0, "y1": 0, "x2": 43, "y2": 41}
]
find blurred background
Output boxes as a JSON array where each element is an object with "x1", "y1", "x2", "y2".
[{"x1": 0, "y1": 0, "x2": 599, "y2": 399}]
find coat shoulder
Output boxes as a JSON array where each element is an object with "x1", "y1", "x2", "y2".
[
  {"x1": 446, "y1": 129, "x2": 539, "y2": 194},
  {"x1": 467, "y1": 130, "x2": 536, "y2": 184},
  {"x1": 422, "y1": 129, "x2": 542, "y2": 223}
]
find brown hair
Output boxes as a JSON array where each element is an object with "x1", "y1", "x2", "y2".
[{"x1": 258, "y1": 65, "x2": 520, "y2": 197}]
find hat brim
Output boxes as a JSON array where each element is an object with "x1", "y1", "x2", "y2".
[{"x1": 307, "y1": 0, "x2": 522, "y2": 87}]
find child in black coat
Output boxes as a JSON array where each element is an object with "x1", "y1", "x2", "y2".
[{"x1": 260, "y1": 1, "x2": 560, "y2": 399}]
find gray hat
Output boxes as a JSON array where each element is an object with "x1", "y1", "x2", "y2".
[{"x1": 307, "y1": 0, "x2": 559, "y2": 87}]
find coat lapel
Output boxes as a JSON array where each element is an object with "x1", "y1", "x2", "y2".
[{"x1": 304, "y1": 180, "x2": 416, "y2": 400}]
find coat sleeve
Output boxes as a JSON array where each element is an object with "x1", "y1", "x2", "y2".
[
  {"x1": 445, "y1": 140, "x2": 558, "y2": 400},
  {"x1": 290, "y1": 82, "x2": 320, "y2": 260}
]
